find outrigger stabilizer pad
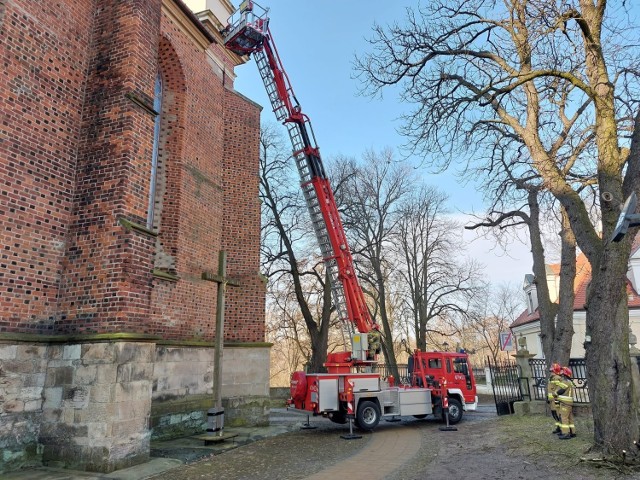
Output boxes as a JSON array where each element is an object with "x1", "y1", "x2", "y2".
[
  {"x1": 300, "y1": 414, "x2": 318, "y2": 430},
  {"x1": 340, "y1": 417, "x2": 362, "y2": 440},
  {"x1": 439, "y1": 409, "x2": 458, "y2": 432}
]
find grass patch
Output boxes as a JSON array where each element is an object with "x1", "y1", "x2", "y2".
[{"x1": 496, "y1": 413, "x2": 640, "y2": 478}]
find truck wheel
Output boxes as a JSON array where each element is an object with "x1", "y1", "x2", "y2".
[
  {"x1": 356, "y1": 400, "x2": 381, "y2": 431},
  {"x1": 444, "y1": 398, "x2": 463, "y2": 425}
]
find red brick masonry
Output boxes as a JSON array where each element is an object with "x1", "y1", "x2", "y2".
[{"x1": 0, "y1": 0, "x2": 265, "y2": 343}]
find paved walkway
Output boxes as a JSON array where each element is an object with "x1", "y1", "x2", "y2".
[{"x1": 303, "y1": 424, "x2": 422, "y2": 480}]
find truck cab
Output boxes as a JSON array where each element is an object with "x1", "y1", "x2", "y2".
[{"x1": 408, "y1": 350, "x2": 478, "y2": 422}]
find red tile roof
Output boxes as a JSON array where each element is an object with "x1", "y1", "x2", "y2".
[
  {"x1": 511, "y1": 237, "x2": 640, "y2": 329},
  {"x1": 511, "y1": 307, "x2": 540, "y2": 328},
  {"x1": 572, "y1": 253, "x2": 591, "y2": 310}
]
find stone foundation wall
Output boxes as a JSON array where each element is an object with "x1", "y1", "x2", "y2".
[
  {"x1": 0, "y1": 340, "x2": 270, "y2": 474},
  {"x1": 150, "y1": 344, "x2": 271, "y2": 438},
  {"x1": 0, "y1": 344, "x2": 47, "y2": 472},
  {"x1": 150, "y1": 345, "x2": 213, "y2": 439},
  {"x1": 223, "y1": 395, "x2": 270, "y2": 427},
  {"x1": 219, "y1": 345, "x2": 271, "y2": 427},
  {"x1": 39, "y1": 342, "x2": 155, "y2": 473}
]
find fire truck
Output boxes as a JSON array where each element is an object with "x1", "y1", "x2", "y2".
[{"x1": 221, "y1": 1, "x2": 478, "y2": 431}]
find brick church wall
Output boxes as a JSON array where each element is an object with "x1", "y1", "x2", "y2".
[
  {"x1": 222, "y1": 88, "x2": 266, "y2": 342},
  {"x1": 0, "y1": 0, "x2": 268, "y2": 473},
  {"x1": 0, "y1": 0, "x2": 95, "y2": 333}
]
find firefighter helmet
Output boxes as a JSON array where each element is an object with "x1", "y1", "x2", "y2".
[
  {"x1": 549, "y1": 363, "x2": 562, "y2": 374},
  {"x1": 562, "y1": 366, "x2": 572, "y2": 377}
]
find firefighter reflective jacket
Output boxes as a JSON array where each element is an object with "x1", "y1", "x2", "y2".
[
  {"x1": 547, "y1": 373, "x2": 562, "y2": 403},
  {"x1": 555, "y1": 376, "x2": 574, "y2": 406}
]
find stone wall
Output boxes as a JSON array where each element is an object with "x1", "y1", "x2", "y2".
[
  {"x1": 150, "y1": 345, "x2": 213, "y2": 439},
  {"x1": 151, "y1": 344, "x2": 270, "y2": 438},
  {"x1": 38, "y1": 342, "x2": 155, "y2": 473},
  {"x1": 0, "y1": 343, "x2": 47, "y2": 471},
  {"x1": 220, "y1": 346, "x2": 271, "y2": 427},
  {"x1": 0, "y1": 341, "x2": 155, "y2": 474},
  {"x1": 0, "y1": 340, "x2": 270, "y2": 474}
]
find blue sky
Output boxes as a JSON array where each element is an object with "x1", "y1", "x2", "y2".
[
  {"x1": 232, "y1": 2, "x2": 480, "y2": 199},
  {"x1": 227, "y1": 1, "x2": 532, "y2": 288}
]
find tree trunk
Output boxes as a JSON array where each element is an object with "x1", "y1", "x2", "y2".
[
  {"x1": 527, "y1": 191, "x2": 558, "y2": 361},
  {"x1": 306, "y1": 271, "x2": 333, "y2": 373},
  {"x1": 417, "y1": 295, "x2": 427, "y2": 351},
  {"x1": 585, "y1": 242, "x2": 638, "y2": 454},
  {"x1": 373, "y1": 260, "x2": 399, "y2": 380},
  {"x1": 306, "y1": 325, "x2": 329, "y2": 373},
  {"x1": 550, "y1": 207, "x2": 575, "y2": 365},
  {"x1": 307, "y1": 338, "x2": 328, "y2": 373}
]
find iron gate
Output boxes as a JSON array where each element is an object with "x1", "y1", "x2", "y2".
[
  {"x1": 528, "y1": 358, "x2": 590, "y2": 403},
  {"x1": 487, "y1": 357, "x2": 525, "y2": 415}
]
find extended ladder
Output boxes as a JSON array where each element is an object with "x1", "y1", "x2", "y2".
[
  {"x1": 222, "y1": 3, "x2": 375, "y2": 336},
  {"x1": 253, "y1": 47, "x2": 351, "y2": 332}
]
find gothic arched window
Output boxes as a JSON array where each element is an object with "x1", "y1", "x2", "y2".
[{"x1": 147, "y1": 72, "x2": 163, "y2": 229}]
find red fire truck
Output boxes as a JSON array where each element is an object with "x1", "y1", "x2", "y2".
[{"x1": 222, "y1": 1, "x2": 478, "y2": 431}]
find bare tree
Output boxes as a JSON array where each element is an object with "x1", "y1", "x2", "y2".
[
  {"x1": 468, "y1": 188, "x2": 576, "y2": 367},
  {"x1": 266, "y1": 281, "x2": 310, "y2": 386},
  {"x1": 356, "y1": 0, "x2": 640, "y2": 454},
  {"x1": 333, "y1": 148, "x2": 412, "y2": 379},
  {"x1": 265, "y1": 263, "x2": 344, "y2": 383},
  {"x1": 259, "y1": 123, "x2": 334, "y2": 373},
  {"x1": 396, "y1": 186, "x2": 483, "y2": 351},
  {"x1": 466, "y1": 283, "x2": 524, "y2": 364}
]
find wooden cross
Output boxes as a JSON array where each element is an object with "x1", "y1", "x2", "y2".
[{"x1": 201, "y1": 250, "x2": 240, "y2": 437}]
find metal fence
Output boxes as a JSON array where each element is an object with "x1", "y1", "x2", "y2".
[
  {"x1": 528, "y1": 358, "x2": 589, "y2": 403},
  {"x1": 487, "y1": 357, "x2": 525, "y2": 415},
  {"x1": 472, "y1": 366, "x2": 487, "y2": 383},
  {"x1": 372, "y1": 364, "x2": 410, "y2": 385}
]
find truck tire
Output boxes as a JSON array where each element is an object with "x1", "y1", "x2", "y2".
[
  {"x1": 444, "y1": 398, "x2": 463, "y2": 425},
  {"x1": 356, "y1": 400, "x2": 381, "y2": 431}
]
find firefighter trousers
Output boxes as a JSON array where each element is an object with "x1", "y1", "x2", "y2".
[{"x1": 557, "y1": 402, "x2": 574, "y2": 435}]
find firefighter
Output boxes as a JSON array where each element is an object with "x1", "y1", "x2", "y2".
[
  {"x1": 367, "y1": 328, "x2": 382, "y2": 360},
  {"x1": 547, "y1": 363, "x2": 563, "y2": 434},
  {"x1": 555, "y1": 366, "x2": 576, "y2": 439}
]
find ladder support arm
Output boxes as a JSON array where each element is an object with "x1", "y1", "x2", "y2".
[{"x1": 222, "y1": 3, "x2": 377, "y2": 335}]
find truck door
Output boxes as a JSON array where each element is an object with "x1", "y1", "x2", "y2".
[{"x1": 451, "y1": 356, "x2": 476, "y2": 402}]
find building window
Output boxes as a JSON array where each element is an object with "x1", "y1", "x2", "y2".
[{"x1": 147, "y1": 72, "x2": 163, "y2": 229}]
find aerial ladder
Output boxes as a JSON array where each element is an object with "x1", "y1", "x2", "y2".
[
  {"x1": 222, "y1": 1, "x2": 379, "y2": 368},
  {"x1": 221, "y1": 1, "x2": 478, "y2": 431}
]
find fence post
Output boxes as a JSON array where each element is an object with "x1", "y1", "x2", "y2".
[
  {"x1": 512, "y1": 348, "x2": 535, "y2": 402},
  {"x1": 484, "y1": 366, "x2": 492, "y2": 389}
]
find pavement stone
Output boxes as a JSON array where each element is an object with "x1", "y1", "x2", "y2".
[
  {"x1": 1, "y1": 409, "x2": 309, "y2": 480},
  {"x1": 303, "y1": 423, "x2": 422, "y2": 480},
  {"x1": 3, "y1": 388, "x2": 495, "y2": 480}
]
